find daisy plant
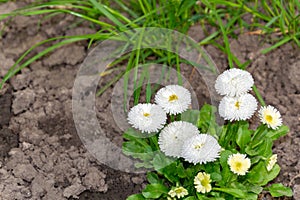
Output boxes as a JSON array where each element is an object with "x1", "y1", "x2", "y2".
[{"x1": 123, "y1": 71, "x2": 292, "y2": 200}]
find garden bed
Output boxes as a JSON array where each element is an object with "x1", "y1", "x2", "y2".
[{"x1": 0, "y1": 1, "x2": 299, "y2": 199}]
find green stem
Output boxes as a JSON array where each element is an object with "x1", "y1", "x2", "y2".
[{"x1": 252, "y1": 85, "x2": 266, "y2": 106}]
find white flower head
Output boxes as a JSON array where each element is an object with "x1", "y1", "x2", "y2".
[
  {"x1": 215, "y1": 68, "x2": 254, "y2": 97},
  {"x1": 168, "y1": 186, "x2": 188, "y2": 199},
  {"x1": 194, "y1": 172, "x2": 212, "y2": 193},
  {"x1": 155, "y1": 85, "x2": 191, "y2": 115},
  {"x1": 227, "y1": 153, "x2": 251, "y2": 175},
  {"x1": 259, "y1": 105, "x2": 282, "y2": 130},
  {"x1": 267, "y1": 154, "x2": 277, "y2": 171},
  {"x1": 181, "y1": 134, "x2": 221, "y2": 165},
  {"x1": 218, "y1": 93, "x2": 257, "y2": 121},
  {"x1": 127, "y1": 103, "x2": 167, "y2": 133},
  {"x1": 158, "y1": 121, "x2": 199, "y2": 158}
]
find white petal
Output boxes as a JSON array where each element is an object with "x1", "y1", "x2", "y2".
[
  {"x1": 155, "y1": 85, "x2": 191, "y2": 115},
  {"x1": 219, "y1": 93, "x2": 257, "y2": 121},
  {"x1": 259, "y1": 105, "x2": 282, "y2": 130},
  {"x1": 181, "y1": 134, "x2": 221, "y2": 165},
  {"x1": 128, "y1": 103, "x2": 167, "y2": 133},
  {"x1": 215, "y1": 68, "x2": 254, "y2": 97},
  {"x1": 159, "y1": 121, "x2": 199, "y2": 158}
]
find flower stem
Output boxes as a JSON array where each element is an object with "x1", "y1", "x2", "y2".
[{"x1": 252, "y1": 85, "x2": 266, "y2": 106}]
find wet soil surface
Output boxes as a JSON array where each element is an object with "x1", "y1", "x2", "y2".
[{"x1": 0, "y1": 1, "x2": 299, "y2": 200}]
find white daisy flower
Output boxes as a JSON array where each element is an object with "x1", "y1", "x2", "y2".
[
  {"x1": 168, "y1": 186, "x2": 188, "y2": 199},
  {"x1": 181, "y1": 134, "x2": 221, "y2": 165},
  {"x1": 155, "y1": 85, "x2": 191, "y2": 115},
  {"x1": 127, "y1": 103, "x2": 167, "y2": 133},
  {"x1": 194, "y1": 172, "x2": 212, "y2": 193},
  {"x1": 218, "y1": 93, "x2": 257, "y2": 121},
  {"x1": 259, "y1": 105, "x2": 282, "y2": 130},
  {"x1": 158, "y1": 121, "x2": 199, "y2": 158},
  {"x1": 215, "y1": 68, "x2": 254, "y2": 97},
  {"x1": 267, "y1": 154, "x2": 277, "y2": 171},
  {"x1": 227, "y1": 153, "x2": 251, "y2": 175}
]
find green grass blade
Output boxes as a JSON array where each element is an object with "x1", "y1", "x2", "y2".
[
  {"x1": 261, "y1": 36, "x2": 293, "y2": 54},
  {"x1": 0, "y1": 37, "x2": 85, "y2": 88},
  {"x1": 89, "y1": 0, "x2": 124, "y2": 28}
]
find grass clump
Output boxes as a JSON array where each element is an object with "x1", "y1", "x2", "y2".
[{"x1": 0, "y1": 0, "x2": 299, "y2": 100}]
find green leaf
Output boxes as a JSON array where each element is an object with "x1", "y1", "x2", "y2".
[
  {"x1": 247, "y1": 162, "x2": 280, "y2": 186},
  {"x1": 181, "y1": 109, "x2": 200, "y2": 126},
  {"x1": 256, "y1": 138, "x2": 273, "y2": 157},
  {"x1": 266, "y1": 125, "x2": 289, "y2": 140},
  {"x1": 123, "y1": 128, "x2": 147, "y2": 139},
  {"x1": 219, "y1": 150, "x2": 233, "y2": 185},
  {"x1": 247, "y1": 161, "x2": 266, "y2": 185},
  {"x1": 213, "y1": 187, "x2": 246, "y2": 198},
  {"x1": 219, "y1": 150, "x2": 232, "y2": 167},
  {"x1": 236, "y1": 122, "x2": 251, "y2": 151},
  {"x1": 266, "y1": 183, "x2": 293, "y2": 197},
  {"x1": 146, "y1": 172, "x2": 162, "y2": 184},
  {"x1": 210, "y1": 172, "x2": 222, "y2": 182},
  {"x1": 122, "y1": 140, "x2": 152, "y2": 156},
  {"x1": 245, "y1": 183, "x2": 263, "y2": 194},
  {"x1": 264, "y1": 164, "x2": 281, "y2": 185},
  {"x1": 246, "y1": 137, "x2": 273, "y2": 157},
  {"x1": 126, "y1": 194, "x2": 145, "y2": 200},
  {"x1": 183, "y1": 197, "x2": 196, "y2": 200},
  {"x1": 159, "y1": 162, "x2": 181, "y2": 183},
  {"x1": 197, "y1": 104, "x2": 219, "y2": 136},
  {"x1": 195, "y1": 194, "x2": 225, "y2": 200},
  {"x1": 134, "y1": 161, "x2": 153, "y2": 169},
  {"x1": 152, "y1": 152, "x2": 175, "y2": 172},
  {"x1": 142, "y1": 183, "x2": 169, "y2": 199},
  {"x1": 243, "y1": 193, "x2": 258, "y2": 200}
]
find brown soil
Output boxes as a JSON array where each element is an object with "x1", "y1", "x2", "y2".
[{"x1": 0, "y1": 1, "x2": 299, "y2": 200}]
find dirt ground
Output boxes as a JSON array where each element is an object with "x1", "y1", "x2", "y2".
[{"x1": 0, "y1": 1, "x2": 299, "y2": 200}]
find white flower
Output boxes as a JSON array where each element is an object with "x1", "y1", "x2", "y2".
[
  {"x1": 181, "y1": 134, "x2": 221, "y2": 165},
  {"x1": 218, "y1": 93, "x2": 257, "y2": 121},
  {"x1": 215, "y1": 68, "x2": 254, "y2": 97},
  {"x1": 155, "y1": 85, "x2": 191, "y2": 115},
  {"x1": 127, "y1": 103, "x2": 167, "y2": 133},
  {"x1": 158, "y1": 121, "x2": 199, "y2": 158},
  {"x1": 259, "y1": 105, "x2": 282, "y2": 130},
  {"x1": 227, "y1": 153, "x2": 251, "y2": 175},
  {"x1": 168, "y1": 186, "x2": 188, "y2": 198},
  {"x1": 267, "y1": 154, "x2": 277, "y2": 171},
  {"x1": 194, "y1": 172, "x2": 212, "y2": 193}
]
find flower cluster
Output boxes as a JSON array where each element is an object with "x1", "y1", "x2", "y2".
[
  {"x1": 215, "y1": 68, "x2": 257, "y2": 121},
  {"x1": 158, "y1": 121, "x2": 221, "y2": 165},
  {"x1": 128, "y1": 85, "x2": 221, "y2": 165},
  {"x1": 125, "y1": 69, "x2": 290, "y2": 200},
  {"x1": 215, "y1": 68, "x2": 283, "y2": 129},
  {"x1": 127, "y1": 85, "x2": 191, "y2": 133}
]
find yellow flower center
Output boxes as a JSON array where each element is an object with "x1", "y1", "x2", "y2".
[
  {"x1": 174, "y1": 188, "x2": 184, "y2": 194},
  {"x1": 234, "y1": 161, "x2": 242, "y2": 171},
  {"x1": 143, "y1": 112, "x2": 150, "y2": 117},
  {"x1": 265, "y1": 115, "x2": 273, "y2": 123},
  {"x1": 194, "y1": 143, "x2": 204, "y2": 150},
  {"x1": 168, "y1": 94, "x2": 179, "y2": 102},
  {"x1": 234, "y1": 101, "x2": 240, "y2": 109},
  {"x1": 201, "y1": 178, "x2": 210, "y2": 187}
]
